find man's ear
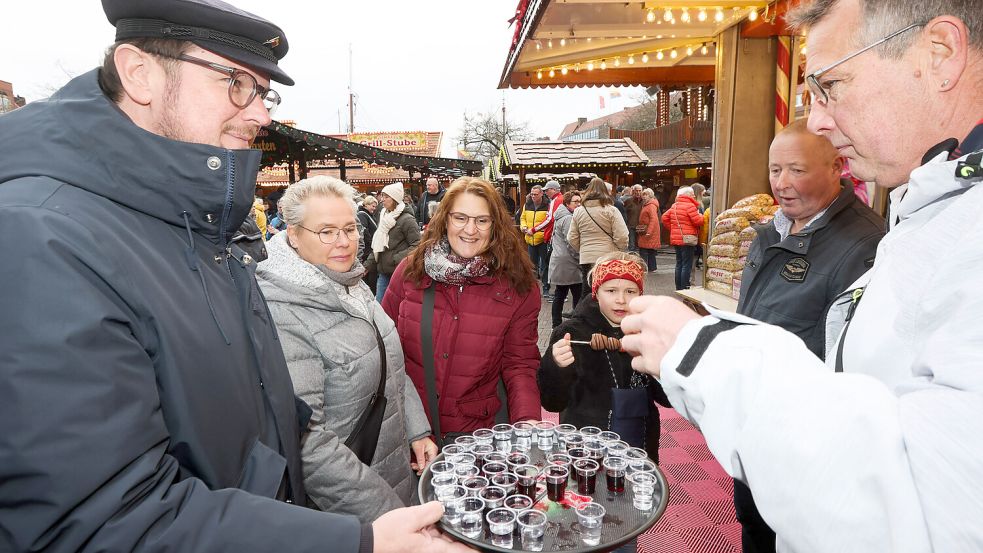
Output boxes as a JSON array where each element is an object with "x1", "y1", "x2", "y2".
[
  {"x1": 113, "y1": 44, "x2": 155, "y2": 106},
  {"x1": 924, "y1": 15, "x2": 969, "y2": 90}
]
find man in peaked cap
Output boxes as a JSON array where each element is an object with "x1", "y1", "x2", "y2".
[{"x1": 0, "y1": 1, "x2": 468, "y2": 552}]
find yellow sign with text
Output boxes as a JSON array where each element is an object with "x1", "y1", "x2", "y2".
[{"x1": 349, "y1": 132, "x2": 428, "y2": 151}]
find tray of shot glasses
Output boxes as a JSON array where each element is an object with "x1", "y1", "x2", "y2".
[{"x1": 418, "y1": 422, "x2": 669, "y2": 552}]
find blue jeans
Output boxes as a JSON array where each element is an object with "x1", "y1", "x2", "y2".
[
  {"x1": 628, "y1": 228, "x2": 638, "y2": 252},
  {"x1": 638, "y1": 248, "x2": 658, "y2": 272},
  {"x1": 528, "y1": 243, "x2": 547, "y2": 282},
  {"x1": 376, "y1": 273, "x2": 391, "y2": 303},
  {"x1": 674, "y1": 245, "x2": 696, "y2": 290}
]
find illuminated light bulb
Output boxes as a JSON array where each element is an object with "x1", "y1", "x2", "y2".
[
  {"x1": 642, "y1": 52, "x2": 650, "y2": 63},
  {"x1": 548, "y1": 68, "x2": 555, "y2": 77},
  {"x1": 561, "y1": 66, "x2": 569, "y2": 75},
  {"x1": 701, "y1": 43, "x2": 709, "y2": 55},
  {"x1": 586, "y1": 37, "x2": 592, "y2": 42},
  {"x1": 587, "y1": 61, "x2": 594, "y2": 71},
  {"x1": 614, "y1": 57, "x2": 621, "y2": 67},
  {"x1": 715, "y1": 8, "x2": 724, "y2": 22},
  {"x1": 748, "y1": 8, "x2": 758, "y2": 21},
  {"x1": 670, "y1": 48, "x2": 678, "y2": 59},
  {"x1": 801, "y1": 45, "x2": 808, "y2": 55},
  {"x1": 628, "y1": 54, "x2": 635, "y2": 65},
  {"x1": 548, "y1": 39, "x2": 553, "y2": 48},
  {"x1": 537, "y1": 70, "x2": 543, "y2": 79},
  {"x1": 656, "y1": 50, "x2": 664, "y2": 60},
  {"x1": 536, "y1": 41, "x2": 541, "y2": 50},
  {"x1": 687, "y1": 45, "x2": 694, "y2": 55},
  {"x1": 663, "y1": 8, "x2": 673, "y2": 21},
  {"x1": 560, "y1": 38, "x2": 566, "y2": 47},
  {"x1": 681, "y1": 8, "x2": 691, "y2": 22},
  {"x1": 669, "y1": 17, "x2": 676, "y2": 24},
  {"x1": 600, "y1": 59, "x2": 607, "y2": 70},
  {"x1": 646, "y1": 9, "x2": 656, "y2": 22},
  {"x1": 698, "y1": 8, "x2": 707, "y2": 21},
  {"x1": 574, "y1": 63, "x2": 581, "y2": 72}
]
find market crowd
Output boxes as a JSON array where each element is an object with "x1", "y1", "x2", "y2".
[{"x1": 1, "y1": 0, "x2": 981, "y2": 552}]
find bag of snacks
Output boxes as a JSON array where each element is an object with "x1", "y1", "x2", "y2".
[
  {"x1": 710, "y1": 231, "x2": 740, "y2": 245},
  {"x1": 713, "y1": 217, "x2": 750, "y2": 236},
  {"x1": 707, "y1": 268, "x2": 735, "y2": 284},
  {"x1": 734, "y1": 193, "x2": 775, "y2": 208},
  {"x1": 739, "y1": 226, "x2": 758, "y2": 241},
  {"x1": 738, "y1": 240, "x2": 753, "y2": 257},
  {"x1": 707, "y1": 256, "x2": 743, "y2": 272},
  {"x1": 706, "y1": 280, "x2": 733, "y2": 296},
  {"x1": 709, "y1": 244, "x2": 739, "y2": 258}
]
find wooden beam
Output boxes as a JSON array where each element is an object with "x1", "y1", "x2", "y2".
[{"x1": 505, "y1": 64, "x2": 714, "y2": 89}]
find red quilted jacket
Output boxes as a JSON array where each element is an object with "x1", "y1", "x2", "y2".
[
  {"x1": 661, "y1": 195, "x2": 704, "y2": 246},
  {"x1": 382, "y1": 260, "x2": 543, "y2": 436}
]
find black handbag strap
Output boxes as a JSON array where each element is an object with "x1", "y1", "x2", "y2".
[
  {"x1": 421, "y1": 281, "x2": 443, "y2": 445},
  {"x1": 584, "y1": 205, "x2": 615, "y2": 241},
  {"x1": 346, "y1": 322, "x2": 387, "y2": 444}
]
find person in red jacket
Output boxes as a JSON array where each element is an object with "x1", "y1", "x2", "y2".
[
  {"x1": 382, "y1": 177, "x2": 543, "y2": 442},
  {"x1": 661, "y1": 186, "x2": 704, "y2": 290}
]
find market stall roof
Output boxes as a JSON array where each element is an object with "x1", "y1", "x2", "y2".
[
  {"x1": 500, "y1": 138, "x2": 649, "y2": 173},
  {"x1": 499, "y1": 0, "x2": 769, "y2": 89},
  {"x1": 644, "y1": 146, "x2": 712, "y2": 167},
  {"x1": 257, "y1": 121, "x2": 482, "y2": 178},
  {"x1": 497, "y1": 171, "x2": 599, "y2": 184}
]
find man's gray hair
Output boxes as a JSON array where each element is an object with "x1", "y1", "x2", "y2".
[
  {"x1": 788, "y1": 0, "x2": 981, "y2": 59},
  {"x1": 632, "y1": 184, "x2": 643, "y2": 191},
  {"x1": 642, "y1": 188, "x2": 655, "y2": 199},
  {"x1": 280, "y1": 175, "x2": 357, "y2": 226}
]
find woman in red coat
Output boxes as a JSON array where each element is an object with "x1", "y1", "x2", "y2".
[
  {"x1": 382, "y1": 177, "x2": 542, "y2": 446},
  {"x1": 636, "y1": 188, "x2": 662, "y2": 272},
  {"x1": 661, "y1": 186, "x2": 704, "y2": 290}
]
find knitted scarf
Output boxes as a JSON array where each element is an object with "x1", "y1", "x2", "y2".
[{"x1": 423, "y1": 238, "x2": 490, "y2": 286}]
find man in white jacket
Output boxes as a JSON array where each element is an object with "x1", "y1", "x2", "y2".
[{"x1": 622, "y1": 0, "x2": 983, "y2": 551}]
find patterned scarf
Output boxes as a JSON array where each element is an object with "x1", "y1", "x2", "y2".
[{"x1": 423, "y1": 238, "x2": 491, "y2": 286}]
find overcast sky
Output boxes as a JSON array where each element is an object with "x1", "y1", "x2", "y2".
[{"x1": 3, "y1": 1, "x2": 646, "y2": 157}]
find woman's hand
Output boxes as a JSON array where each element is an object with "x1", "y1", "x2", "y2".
[
  {"x1": 551, "y1": 333, "x2": 575, "y2": 368},
  {"x1": 410, "y1": 437, "x2": 438, "y2": 475}
]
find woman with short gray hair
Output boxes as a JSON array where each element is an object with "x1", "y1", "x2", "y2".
[{"x1": 257, "y1": 175, "x2": 435, "y2": 520}]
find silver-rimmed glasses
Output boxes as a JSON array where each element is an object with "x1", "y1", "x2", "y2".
[
  {"x1": 805, "y1": 23, "x2": 921, "y2": 106},
  {"x1": 168, "y1": 53, "x2": 282, "y2": 114},
  {"x1": 295, "y1": 224, "x2": 359, "y2": 245}
]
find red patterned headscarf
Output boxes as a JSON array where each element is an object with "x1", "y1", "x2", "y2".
[{"x1": 591, "y1": 259, "x2": 644, "y2": 299}]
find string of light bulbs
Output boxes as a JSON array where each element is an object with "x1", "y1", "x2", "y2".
[{"x1": 533, "y1": 42, "x2": 714, "y2": 80}]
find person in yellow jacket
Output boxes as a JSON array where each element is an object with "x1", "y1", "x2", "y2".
[
  {"x1": 253, "y1": 197, "x2": 268, "y2": 238},
  {"x1": 520, "y1": 185, "x2": 550, "y2": 290}
]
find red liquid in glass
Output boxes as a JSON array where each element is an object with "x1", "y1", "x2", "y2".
[
  {"x1": 576, "y1": 472, "x2": 597, "y2": 494},
  {"x1": 606, "y1": 473, "x2": 625, "y2": 493},
  {"x1": 517, "y1": 481, "x2": 538, "y2": 500},
  {"x1": 547, "y1": 479, "x2": 567, "y2": 501}
]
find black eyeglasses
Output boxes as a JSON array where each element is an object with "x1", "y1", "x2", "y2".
[
  {"x1": 805, "y1": 23, "x2": 921, "y2": 106},
  {"x1": 448, "y1": 212, "x2": 493, "y2": 231},
  {"x1": 162, "y1": 53, "x2": 281, "y2": 115},
  {"x1": 296, "y1": 224, "x2": 359, "y2": 245}
]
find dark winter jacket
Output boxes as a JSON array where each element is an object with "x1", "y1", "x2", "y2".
[
  {"x1": 367, "y1": 208, "x2": 420, "y2": 276},
  {"x1": 382, "y1": 261, "x2": 542, "y2": 436},
  {"x1": 0, "y1": 71, "x2": 366, "y2": 553},
  {"x1": 738, "y1": 183, "x2": 884, "y2": 358},
  {"x1": 539, "y1": 299, "x2": 670, "y2": 461},
  {"x1": 416, "y1": 187, "x2": 446, "y2": 228},
  {"x1": 356, "y1": 206, "x2": 378, "y2": 263}
]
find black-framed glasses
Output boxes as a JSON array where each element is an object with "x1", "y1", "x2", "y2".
[
  {"x1": 296, "y1": 224, "x2": 359, "y2": 245},
  {"x1": 805, "y1": 23, "x2": 921, "y2": 106},
  {"x1": 448, "y1": 212, "x2": 493, "y2": 231},
  {"x1": 164, "y1": 53, "x2": 281, "y2": 115}
]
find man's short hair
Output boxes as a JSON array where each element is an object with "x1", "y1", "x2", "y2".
[
  {"x1": 775, "y1": 119, "x2": 840, "y2": 163},
  {"x1": 789, "y1": 0, "x2": 982, "y2": 58},
  {"x1": 531, "y1": 185, "x2": 543, "y2": 192},
  {"x1": 98, "y1": 38, "x2": 192, "y2": 102}
]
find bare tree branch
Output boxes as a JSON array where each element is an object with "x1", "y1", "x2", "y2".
[{"x1": 456, "y1": 108, "x2": 533, "y2": 162}]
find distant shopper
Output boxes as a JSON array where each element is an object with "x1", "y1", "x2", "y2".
[
  {"x1": 568, "y1": 177, "x2": 629, "y2": 291},
  {"x1": 417, "y1": 177, "x2": 445, "y2": 229},
  {"x1": 519, "y1": 185, "x2": 550, "y2": 294},
  {"x1": 624, "y1": 185, "x2": 645, "y2": 251},
  {"x1": 358, "y1": 195, "x2": 380, "y2": 294},
  {"x1": 368, "y1": 183, "x2": 420, "y2": 302},
  {"x1": 662, "y1": 186, "x2": 703, "y2": 290},
  {"x1": 636, "y1": 188, "x2": 661, "y2": 272},
  {"x1": 548, "y1": 190, "x2": 583, "y2": 326}
]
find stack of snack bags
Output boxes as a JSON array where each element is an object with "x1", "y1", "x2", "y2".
[{"x1": 705, "y1": 194, "x2": 778, "y2": 299}]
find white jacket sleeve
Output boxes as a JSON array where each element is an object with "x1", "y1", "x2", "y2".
[{"x1": 658, "y1": 315, "x2": 934, "y2": 552}]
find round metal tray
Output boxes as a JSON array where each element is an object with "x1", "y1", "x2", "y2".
[{"x1": 418, "y1": 445, "x2": 668, "y2": 552}]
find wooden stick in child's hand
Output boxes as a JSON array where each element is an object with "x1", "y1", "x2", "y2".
[
  {"x1": 567, "y1": 340, "x2": 592, "y2": 345},
  {"x1": 567, "y1": 335, "x2": 623, "y2": 351}
]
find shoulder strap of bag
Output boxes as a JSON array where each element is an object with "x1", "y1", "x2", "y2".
[
  {"x1": 421, "y1": 281, "x2": 443, "y2": 445},
  {"x1": 372, "y1": 323, "x2": 387, "y2": 396},
  {"x1": 343, "y1": 321, "x2": 388, "y2": 450},
  {"x1": 584, "y1": 205, "x2": 616, "y2": 241}
]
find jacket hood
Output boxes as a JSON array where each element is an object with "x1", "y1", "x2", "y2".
[
  {"x1": 524, "y1": 197, "x2": 548, "y2": 210},
  {"x1": 675, "y1": 195, "x2": 700, "y2": 209},
  {"x1": 891, "y1": 148, "x2": 982, "y2": 227},
  {"x1": 554, "y1": 204, "x2": 572, "y2": 221},
  {"x1": 0, "y1": 70, "x2": 258, "y2": 244}
]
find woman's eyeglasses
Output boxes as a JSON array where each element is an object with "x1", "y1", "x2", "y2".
[
  {"x1": 296, "y1": 224, "x2": 359, "y2": 245},
  {"x1": 448, "y1": 212, "x2": 492, "y2": 231}
]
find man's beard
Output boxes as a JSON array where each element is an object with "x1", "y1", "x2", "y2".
[{"x1": 156, "y1": 79, "x2": 258, "y2": 146}]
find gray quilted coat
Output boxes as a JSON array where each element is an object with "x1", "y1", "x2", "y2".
[{"x1": 257, "y1": 233, "x2": 431, "y2": 521}]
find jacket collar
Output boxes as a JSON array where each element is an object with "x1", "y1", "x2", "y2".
[
  {"x1": 0, "y1": 70, "x2": 259, "y2": 245},
  {"x1": 764, "y1": 181, "x2": 855, "y2": 255}
]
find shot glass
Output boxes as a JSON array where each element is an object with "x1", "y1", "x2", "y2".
[
  {"x1": 479, "y1": 485, "x2": 507, "y2": 512},
  {"x1": 472, "y1": 428, "x2": 494, "y2": 446},
  {"x1": 563, "y1": 433, "x2": 585, "y2": 452},
  {"x1": 517, "y1": 509, "x2": 548, "y2": 552},
  {"x1": 430, "y1": 472, "x2": 459, "y2": 499},
  {"x1": 546, "y1": 452, "x2": 572, "y2": 473},
  {"x1": 584, "y1": 442, "x2": 606, "y2": 464},
  {"x1": 485, "y1": 451, "x2": 508, "y2": 466},
  {"x1": 482, "y1": 461, "x2": 508, "y2": 479},
  {"x1": 430, "y1": 460, "x2": 456, "y2": 479},
  {"x1": 461, "y1": 475, "x2": 489, "y2": 497},
  {"x1": 471, "y1": 444, "x2": 495, "y2": 470},
  {"x1": 441, "y1": 444, "x2": 466, "y2": 458},
  {"x1": 603, "y1": 456, "x2": 629, "y2": 494},
  {"x1": 486, "y1": 507, "x2": 516, "y2": 549},
  {"x1": 454, "y1": 464, "x2": 480, "y2": 482},
  {"x1": 512, "y1": 421, "x2": 535, "y2": 451},
  {"x1": 627, "y1": 458, "x2": 657, "y2": 476},
  {"x1": 573, "y1": 458, "x2": 599, "y2": 495},
  {"x1": 436, "y1": 484, "x2": 467, "y2": 527},
  {"x1": 628, "y1": 471, "x2": 658, "y2": 511},
  {"x1": 624, "y1": 447, "x2": 648, "y2": 461},
  {"x1": 503, "y1": 494, "x2": 533, "y2": 518},
  {"x1": 554, "y1": 423, "x2": 578, "y2": 445},
  {"x1": 575, "y1": 502, "x2": 606, "y2": 546},
  {"x1": 505, "y1": 451, "x2": 530, "y2": 472},
  {"x1": 605, "y1": 440, "x2": 630, "y2": 458},
  {"x1": 449, "y1": 452, "x2": 476, "y2": 468},
  {"x1": 580, "y1": 426, "x2": 602, "y2": 439},
  {"x1": 513, "y1": 464, "x2": 541, "y2": 500},
  {"x1": 567, "y1": 447, "x2": 588, "y2": 462},
  {"x1": 454, "y1": 435, "x2": 477, "y2": 451},
  {"x1": 458, "y1": 496, "x2": 485, "y2": 538},
  {"x1": 595, "y1": 429, "x2": 616, "y2": 442},
  {"x1": 492, "y1": 423, "x2": 514, "y2": 442},
  {"x1": 544, "y1": 464, "x2": 569, "y2": 502},
  {"x1": 491, "y1": 472, "x2": 518, "y2": 496},
  {"x1": 535, "y1": 421, "x2": 556, "y2": 451}
]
